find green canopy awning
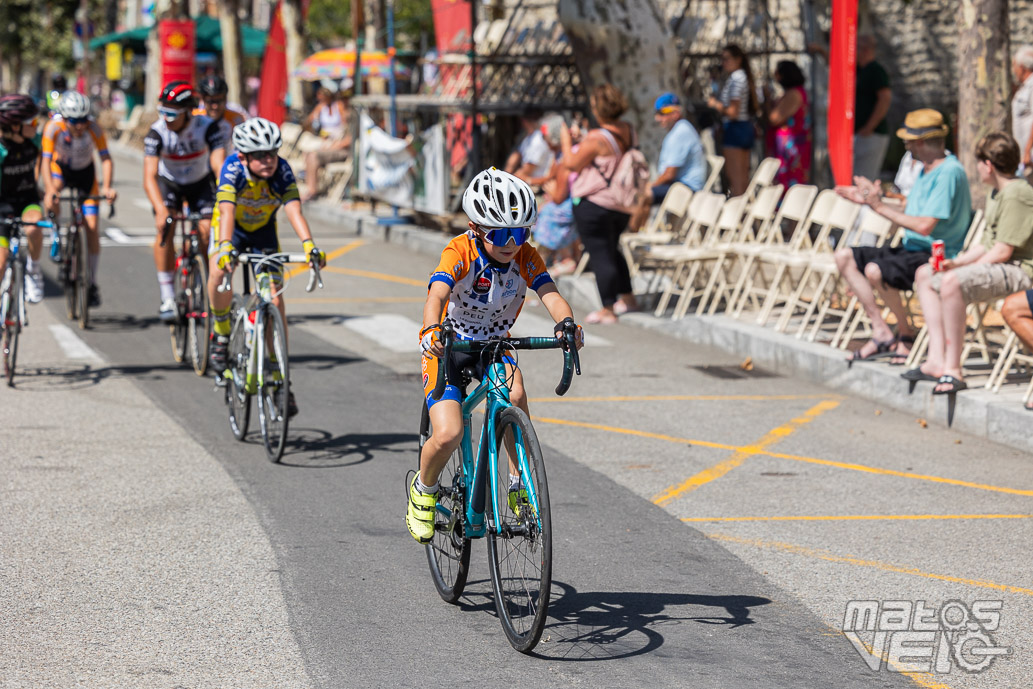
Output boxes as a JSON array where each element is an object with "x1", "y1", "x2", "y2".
[{"x1": 89, "y1": 16, "x2": 267, "y2": 57}]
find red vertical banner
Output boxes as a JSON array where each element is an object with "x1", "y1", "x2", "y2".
[
  {"x1": 258, "y1": 1, "x2": 288, "y2": 124},
  {"x1": 828, "y1": 0, "x2": 858, "y2": 186},
  {"x1": 159, "y1": 20, "x2": 196, "y2": 89}
]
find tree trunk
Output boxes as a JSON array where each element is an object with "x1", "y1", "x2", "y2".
[
  {"x1": 281, "y1": 0, "x2": 305, "y2": 117},
  {"x1": 218, "y1": 0, "x2": 244, "y2": 105},
  {"x1": 557, "y1": 0, "x2": 681, "y2": 167},
  {"x1": 957, "y1": 0, "x2": 1010, "y2": 210}
]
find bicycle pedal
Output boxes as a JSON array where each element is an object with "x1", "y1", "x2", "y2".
[{"x1": 213, "y1": 375, "x2": 227, "y2": 389}]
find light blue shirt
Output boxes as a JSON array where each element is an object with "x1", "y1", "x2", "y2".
[
  {"x1": 658, "y1": 119, "x2": 707, "y2": 192},
  {"x1": 902, "y1": 153, "x2": 972, "y2": 257}
]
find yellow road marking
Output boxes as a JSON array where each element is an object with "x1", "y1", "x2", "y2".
[
  {"x1": 531, "y1": 414, "x2": 1033, "y2": 498},
  {"x1": 765, "y1": 450, "x2": 1033, "y2": 497},
  {"x1": 289, "y1": 296, "x2": 424, "y2": 304},
  {"x1": 322, "y1": 265, "x2": 425, "y2": 287},
  {"x1": 706, "y1": 532, "x2": 1033, "y2": 596},
  {"x1": 285, "y1": 240, "x2": 364, "y2": 280},
  {"x1": 682, "y1": 513, "x2": 1033, "y2": 523},
  {"x1": 652, "y1": 400, "x2": 841, "y2": 506},
  {"x1": 527, "y1": 393, "x2": 844, "y2": 404}
]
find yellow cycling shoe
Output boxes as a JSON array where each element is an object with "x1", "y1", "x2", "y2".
[
  {"x1": 508, "y1": 485, "x2": 530, "y2": 520},
  {"x1": 407, "y1": 474, "x2": 437, "y2": 544}
]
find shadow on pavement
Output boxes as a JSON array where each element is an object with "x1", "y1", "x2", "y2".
[
  {"x1": 86, "y1": 312, "x2": 164, "y2": 332},
  {"x1": 279, "y1": 429, "x2": 418, "y2": 467},
  {"x1": 536, "y1": 582, "x2": 770, "y2": 660},
  {"x1": 445, "y1": 579, "x2": 770, "y2": 661},
  {"x1": 10, "y1": 361, "x2": 195, "y2": 390},
  {"x1": 290, "y1": 353, "x2": 365, "y2": 371}
]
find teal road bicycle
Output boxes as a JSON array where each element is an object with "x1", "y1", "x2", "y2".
[{"x1": 419, "y1": 319, "x2": 580, "y2": 652}]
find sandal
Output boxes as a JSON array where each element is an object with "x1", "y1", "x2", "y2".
[
  {"x1": 900, "y1": 367, "x2": 939, "y2": 382},
  {"x1": 585, "y1": 309, "x2": 618, "y2": 324},
  {"x1": 847, "y1": 336, "x2": 897, "y2": 367},
  {"x1": 932, "y1": 374, "x2": 967, "y2": 395},
  {"x1": 1025, "y1": 401, "x2": 1033, "y2": 412},
  {"x1": 888, "y1": 334, "x2": 916, "y2": 366}
]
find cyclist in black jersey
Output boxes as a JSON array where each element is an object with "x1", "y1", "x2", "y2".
[{"x1": 0, "y1": 95, "x2": 46, "y2": 304}]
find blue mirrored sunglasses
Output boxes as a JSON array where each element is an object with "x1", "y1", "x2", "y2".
[
  {"x1": 158, "y1": 107, "x2": 184, "y2": 121},
  {"x1": 482, "y1": 226, "x2": 530, "y2": 247},
  {"x1": 67, "y1": 117, "x2": 88, "y2": 125}
]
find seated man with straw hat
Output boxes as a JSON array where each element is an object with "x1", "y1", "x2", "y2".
[{"x1": 834, "y1": 109, "x2": 972, "y2": 365}]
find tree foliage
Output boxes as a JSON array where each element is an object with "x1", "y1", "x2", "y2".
[
  {"x1": 1, "y1": 0, "x2": 110, "y2": 84},
  {"x1": 305, "y1": 0, "x2": 432, "y2": 50}
]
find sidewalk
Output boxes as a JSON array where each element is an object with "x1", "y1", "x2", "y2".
[
  {"x1": 305, "y1": 199, "x2": 1033, "y2": 457},
  {"x1": 0, "y1": 303, "x2": 310, "y2": 687}
]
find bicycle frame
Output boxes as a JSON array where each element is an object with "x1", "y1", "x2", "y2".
[
  {"x1": 1, "y1": 231, "x2": 28, "y2": 328},
  {"x1": 453, "y1": 360, "x2": 542, "y2": 539}
]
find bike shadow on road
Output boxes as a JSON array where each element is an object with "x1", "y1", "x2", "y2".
[
  {"x1": 82, "y1": 312, "x2": 165, "y2": 332},
  {"x1": 534, "y1": 581, "x2": 770, "y2": 660},
  {"x1": 278, "y1": 428, "x2": 418, "y2": 468},
  {"x1": 289, "y1": 352, "x2": 366, "y2": 371},
  {"x1": 449, "y1": 579, "x2": 770, "y2": 661},
  {"x1": 8, "y1": 361, "x2": 197, "y2": 391}
]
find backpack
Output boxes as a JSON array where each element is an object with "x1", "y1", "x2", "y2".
[{"x1": 573, "y1": 127, "x2": 650, "y2": 215}]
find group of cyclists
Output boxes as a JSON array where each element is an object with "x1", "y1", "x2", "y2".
[
  {"x1": 2, "y1": 75, "x2": 586, "y2": 545},
  {"x1": 1, "y1": 75, "x2": 327, "y2": 413}
]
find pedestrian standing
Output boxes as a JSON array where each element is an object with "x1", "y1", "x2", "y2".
[
  {"x1": 765, "y1": 60, "x2": 811, "y2": 187},
  {"x1": 853, "y1": 34, "x2": 893, "y2": 180},
  {"x1": 1010, "y1": 45, "x2": 1033, "y2": 177},
  {"x1": 707, "y1": 44, "x2": 758, "y2": 196}
]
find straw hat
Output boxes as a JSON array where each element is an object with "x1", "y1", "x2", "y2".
[{"x1": 896, "y1": 109, "x2": 949, "y2": 140}]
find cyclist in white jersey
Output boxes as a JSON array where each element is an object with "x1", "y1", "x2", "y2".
[{"x1": 143, "y1": 81, "x2": 226, "y2": 321}]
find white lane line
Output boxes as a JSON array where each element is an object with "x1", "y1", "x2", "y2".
[
  {"x1": 510, "y1": 312, "x2": 611, "y2": 347},
  {"x1": 48, "y1": 324, "x2": 104, "y2": 363},
  {"x1": 104, "y1": 227, "x2": 154, "y2": 246},
  {"x1": 340, "y1": 314, "x2": 419, "y2": 353},
  {"x1": 132, "y1": 198, "x2": 153, "y2": 211}
]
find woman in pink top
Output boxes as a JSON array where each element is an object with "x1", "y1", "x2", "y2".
[
  {"x1": 560, "y1": 84, "x2": 639, "y2": 324},
  {"x1": 765, "y1": 60, "x2": 811, "y2": 187}
]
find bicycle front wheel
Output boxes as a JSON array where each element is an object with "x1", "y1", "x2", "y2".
[
  {"x1": 226, "y1": 299, "x2": 251, "y2": 440},
  {"x1": 187, "y1": 255, "x2": 210, "y2": 376},
  {"x1": 3, "y1": 262, "x2": 23, "y2": 386},
  {"x1": 257, "y1": 304, "x2": 290, "y2": 462},
  {"x1": 422, "y1": 403, "x2": 471, "y2": 603},
  {"x1": 76, "y1": 226, "x2": 89, "y2": 329},
  {"x1": 487, "y1": 406, "x2": 552, "y2": 653},
  {"x1": 64, "y1": 229, "x2": 80, "y2": 321}
]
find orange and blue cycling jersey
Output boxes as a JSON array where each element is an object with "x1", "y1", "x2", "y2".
[
  {"x1": 429, "y1": 230, "x2": 553, "y2": 341},
  {"x1": 41, "y1": 119, "x2": 109, "y2": 216},
  {"x1": 193, "y1": 106, "x2": 247, "y2": 151},
  {"x1": 212, "y1": 151, "x2": 300, "y2": 234},
  {"x1": 422, "y1": 231, "x2": 553, "y2": 406},
  {"x1": 41, "y1": 119, "x2": 109, "y2": 172}
]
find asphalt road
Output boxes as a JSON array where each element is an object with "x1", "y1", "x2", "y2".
[{"x1": 3, "y1": 151, "x2": 1030, "y2": 688}]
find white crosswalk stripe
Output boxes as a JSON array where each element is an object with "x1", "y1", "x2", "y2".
[{"x1": 48, "y1": 324, "x2": 104, "y2": 363}]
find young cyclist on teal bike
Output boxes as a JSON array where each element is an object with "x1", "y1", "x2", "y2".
[{"x1": 408, "y1": 168, "x2": 584, "y2": 543}]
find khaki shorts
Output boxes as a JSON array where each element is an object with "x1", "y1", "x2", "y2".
[{"x1": 930, "y1": 262, "x2": 1032, "y2": 303}]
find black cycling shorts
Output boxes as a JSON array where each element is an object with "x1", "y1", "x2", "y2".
[{"x1": 157, "y1": 174, "x2": 217, "y2": 217}]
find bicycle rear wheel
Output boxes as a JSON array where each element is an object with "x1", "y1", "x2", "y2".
[
  {"x1": 487, "y1": 406, "x2": 552, "y2": 653},
  {"x1": 226, "y1": 299, "x2": 251, "y2": 440},
  {"x1": 421, "y1": 403, "x2": 471, "y2": 603},
  {"x1": 64, "y1": 229, "x2": 79, "y2": 321},
  {"x1": 2, "y1": 262, "x2": 23, "y2": 386},
  {"x1": 170, "y1": 256, "x2": 188, "y2": 363},
  {"x1": 187, "y1": 255, "x2": 211, "y2": 376},
  {"x1": 257, "y1": 304, "x2": 290, "y2": 462},
  {"x1": 76, "y1": 226, "x2": 89, "y2": 329}
]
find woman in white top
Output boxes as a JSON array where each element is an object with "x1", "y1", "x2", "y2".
[{"x1": 707, "y1": 44, "x2": 758, "y2": 196}]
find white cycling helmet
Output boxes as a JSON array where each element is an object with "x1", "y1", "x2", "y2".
[
  {"x1": 232, "y1": 117, "x2": 283, "y2": 153},
  {"x1": 58, "y1": 91, "x2": 90, "y2": 119},
  {"x1": 462, "y1": 168, "x2": 538, "y2": 228}
]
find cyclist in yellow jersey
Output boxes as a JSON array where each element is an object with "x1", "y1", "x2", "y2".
[
  {"x1": 207, "y1": 117, "x2": 325, "y2": 416},
  {"x1": 407, "y1": 168, "x2": 584, "y2": 543},
  {"x1": 41, "y1": 92, "x2": 115, "y2": 306}
]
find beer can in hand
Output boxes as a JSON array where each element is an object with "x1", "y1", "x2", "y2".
[{"x1": 932, "y1": 239, "x2": 946, "y2": 272}]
